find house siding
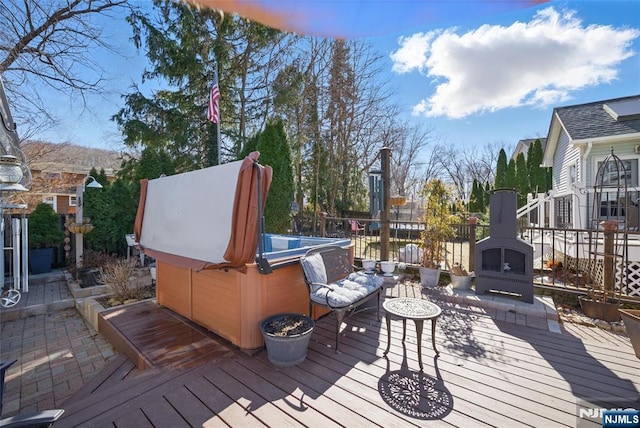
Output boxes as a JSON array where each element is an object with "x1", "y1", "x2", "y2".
[
  {"x1": 552, "y1": 130, "x2": 580, "y2": 195},
  {"x1": 544, "y1": 95, "x2": 640, "y2": 230}
]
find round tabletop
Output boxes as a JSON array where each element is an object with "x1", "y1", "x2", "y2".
[{"x1": 383, "y1": 297, "x2": 441, "y2": 320}]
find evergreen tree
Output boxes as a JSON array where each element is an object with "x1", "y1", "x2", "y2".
[
  {"x1": 107, "y1": 179, "x2": 137, "y2": 255},
  {"x1": 237, "y1": 133, "x2": 259, "y2": 160},
  {"x1": 515, "y1": 152, "x2": 529, "y2": 207},
  {"x1": 483, "y1": 182, "x2": 491, "y2": 211},
  {"x1": 256, "y1": 120, "x2": 294, "y2": 233},
  {"x1": 118, "y1": 146, "x2": 177, "y2": 208},
  {"x1": 479, "y1": 180, "x2": 487, "y2": 213},
  {"x1": 527, "y1": 139, "x2": 546, "y2": 194},
  {"x1": 84, "y1": 168, "x2": 112, "y2": 254},
  {"x1": 495, "y1": 148, "x2": 508, "y2": 189},
  {"x1": 505, "y1": 158, "x2": 517, "y2": 190},
  {"x1": 113, "y1": 0, "x2": 287, "y2": 171},
  {"x1": 469, "y1": 179, "x2": 484, "y2": 213}
]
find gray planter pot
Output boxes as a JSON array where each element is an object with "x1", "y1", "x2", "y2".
[
  {"x1": 260, "y1": 313, "x2": 314, "y2": 367},
  {"x1": 450, "y1": 274, "x2": 472, "y2": 290},
  {"x1": 620, "y1": 309, "x2": 640, "y2": 359},
  {"x1": 419, "y1": 266, "x2": 440, "y2": 288}
]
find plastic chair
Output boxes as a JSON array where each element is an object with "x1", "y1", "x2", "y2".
[{"x1": 349, "y1": 220, "x2": 365, "y2": 237}]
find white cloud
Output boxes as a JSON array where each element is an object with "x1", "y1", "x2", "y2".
[
  {"x1": 390, "y1": 7, "x2": 640, "y2": 119},
  {"x1": 390, "y1": 32, "x2": 436, "y2": 74}
]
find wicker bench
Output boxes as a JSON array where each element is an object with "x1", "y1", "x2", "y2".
[{"x1": 300, "y1": 245, "x2": 383, "y2": 353}]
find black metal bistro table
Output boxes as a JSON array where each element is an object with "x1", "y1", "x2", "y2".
[{"x1": 383, "y1": 297, "x2": 441, "y2": 371}]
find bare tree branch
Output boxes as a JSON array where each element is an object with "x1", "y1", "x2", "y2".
[{"x1": 0, "y1": 0, "x2": 128, "y2": 136}]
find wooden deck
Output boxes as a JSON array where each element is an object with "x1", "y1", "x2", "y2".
[
  {"x1": 98, "y1": 301, "x2": 237, "y2": 370},
  {"x1": 58, "y1": 282, "x2": 640, "y2": 427}
]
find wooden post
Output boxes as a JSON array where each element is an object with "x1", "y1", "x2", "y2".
[
  {"x1": 320, "y1": 212, "x2": 327, "y2": 237},
  {"x1": 468, "y1": 216, "x2": 478, "y2": 273},
  {"x1": 601, "y1": 220, "x2": 617, "y2": 300},
  {"x1": 380, "y1": 148, "x2": 391, "y2": 261}
]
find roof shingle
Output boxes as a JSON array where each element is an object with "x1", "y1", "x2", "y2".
[{"x1": 555, "y1": 94, "x2": 640, "y2": 141}]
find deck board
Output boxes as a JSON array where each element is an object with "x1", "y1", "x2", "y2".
[
  {"x1": 210, "y1": 358, "x2": 320, "y2": 427},
  {"x1": 189, "y1": 371, "x2": 276, "y2": 427},
  {"x1": 140, "y1": 399, "x2": 191, "y2": 428},
  {"x1": 113, "y1": 408, "x2": 153, "y2": 428},
  {"x1": 234, "y1": 355, "x2": 390, "y2": 427},
  {"x1": 57, "y1": 282, "x2": 639, "y2": 427},
  {"x1": 98, "y1": 300, "x2": 238, "y2": 370},
  {"x1": 64, "y1": 354, "x2": 132, "y2": 401},
  {"x1": 310, "y1": 318, "x2": 543, "y2": 427}
]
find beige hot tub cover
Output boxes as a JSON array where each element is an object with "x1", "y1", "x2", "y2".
[{"x1": 134, "y1": 152, "x2": 272, "y2": 271}]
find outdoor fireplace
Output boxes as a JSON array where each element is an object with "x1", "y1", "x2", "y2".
[{"x1": 475, "y1": 189, "x2": 534, "y2": 303}]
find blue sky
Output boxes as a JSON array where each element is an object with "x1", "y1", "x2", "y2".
[{"x1": 31, "y1": 1, "x2": 640, "y2": 154}]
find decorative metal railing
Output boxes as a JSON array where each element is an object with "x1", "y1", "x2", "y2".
[{"x1": 290, "y1": 215, "x2": 640, "y2": 302}]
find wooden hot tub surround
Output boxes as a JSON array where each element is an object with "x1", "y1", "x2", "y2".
[{"x1": 155, "y1": 251, "x2": 344, "y2": 350}]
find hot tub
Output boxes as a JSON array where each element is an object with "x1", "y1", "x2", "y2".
[
  {"x1": 262, "y1": 234, "x2": 351, "y2": 261},
  {"x1": 156, "y1": 234, "x2": 352, "y2": 350}
]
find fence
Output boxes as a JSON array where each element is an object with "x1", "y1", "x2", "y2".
[{"x1": 290, "y1": 215, "x2": 640, "y2": 302}]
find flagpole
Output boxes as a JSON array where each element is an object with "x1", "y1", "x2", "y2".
[{"x1": 215, "y1": 64, "x2": 221, "y2": 165}]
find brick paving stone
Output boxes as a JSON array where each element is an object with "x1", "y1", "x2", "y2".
[
  {"x1": 37, "y1": 397, "x2": 55, "y2": 411},
  {"x1": 1, "y1": 302, "x2": 116, "y2": 418},
  {"x1": 68, "y1": 376, "x2": 84, "y2": 391},
  {"x1": 37, "y1": 378, "x2": 52, "y2": 391},
  {"x1": 51, "y1": 365, "x2": 65, "y2": 376},
  {"x1": 2, "y1": 398, "x2": 20, "y2": 415},
  {"x1": 19, "y1": 403, "x2": 37, "y2": 414},
  {"x1": 21, "y1": 383, "x2": 37, "y2": 397}
]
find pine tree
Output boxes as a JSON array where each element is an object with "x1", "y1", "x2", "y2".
[
  {"x1": 256, "y1": 120, "x2": 294, "y2": 233},
  {"x1": 483, "y1": 182, "x2": 491, "y2": 211},
  {"x1": 468, "y1": 179, "x2": 478, "y2": 212},
  {"x1": 113, "y1": 0, "x2": 286, "y2": 170},
  {"x1": 505, "y1": 158, "x2": 517, "y2": 190},
  {"x1": 469, "y1": 179, "x2": 485, "y2": 214},
  {"x1": 495, "y1": 149, "x2": 508, "y2": 189},
  {"x1": 516, "y1": 152, "x2": 529, "y2": 207},
  {"x1": 527, "y1": 139, "x2": 546, "y2": 194}
]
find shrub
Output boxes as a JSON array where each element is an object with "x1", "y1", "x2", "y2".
[
  {"x1": 100, "y1": 258, "x2": 146, "y2": 302},
  {"x1": 28, "y1": 203, "x2": 64, "y2": 249}
]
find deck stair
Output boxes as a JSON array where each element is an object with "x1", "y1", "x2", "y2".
[
  {"x1": 517, "y1": 192, "x2": 553, "y2": 223},
  {"x1": 97, "y1": 300, "x2": 238, "y2": 371}
]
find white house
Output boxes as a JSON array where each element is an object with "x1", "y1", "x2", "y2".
[{"x1": 541, "y1": 95, "x2": 640, "y2": 230}]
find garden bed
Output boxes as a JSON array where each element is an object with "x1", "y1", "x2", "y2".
[{"x1": 95, "y1": 285, "x2": 155, "y2": 309}]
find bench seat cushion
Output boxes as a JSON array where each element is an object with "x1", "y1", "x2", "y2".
[{"x1": 310, "y1": 273, "x2": 383, "y2": 308}]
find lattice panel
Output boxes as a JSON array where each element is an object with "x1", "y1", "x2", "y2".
[
  {"x1": 620, "y1": 262, "x2": 640, "y2": 297},
  {"x1": 552, "y1": 252, "x2": 640, "y2": 298},
  {"x1": 538, "y1": 247, "x2": 640, "y2": 297}
]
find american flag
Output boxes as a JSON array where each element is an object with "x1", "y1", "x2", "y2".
[{"x1": 208, "y1": 81, "x2": 220, "y2": 124}]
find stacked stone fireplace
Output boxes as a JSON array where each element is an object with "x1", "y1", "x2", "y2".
[{"x1": 475, "y1": 189, "x2": 534, "y2": 303}]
